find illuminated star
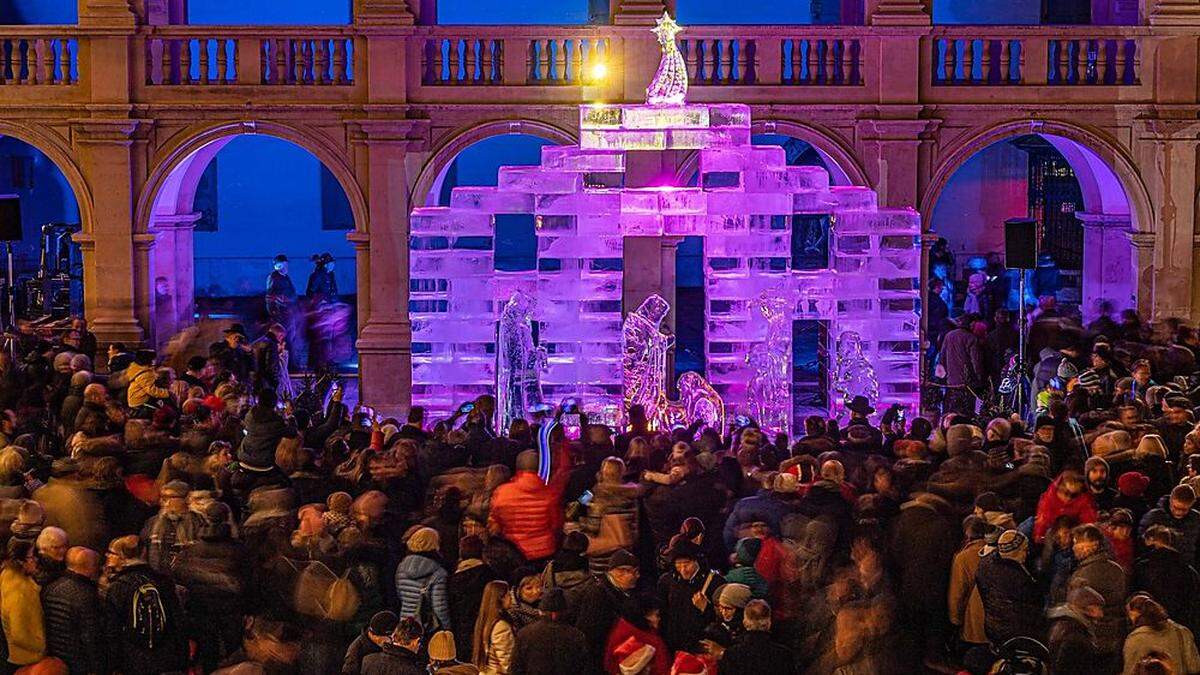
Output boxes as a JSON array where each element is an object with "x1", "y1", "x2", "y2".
[{"x1": 652, "y1": 11, "x2": 681, "y2": 44}]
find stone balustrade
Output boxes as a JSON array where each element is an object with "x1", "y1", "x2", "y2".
[
  {"x1": 0, "y1": 22, "x2": 1170, "y2": 107},
  {"x1": 0, "y1": 30, "x2": 78, "y2": 85}
]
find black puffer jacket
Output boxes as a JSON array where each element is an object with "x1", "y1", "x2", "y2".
[
  {"x1": 103, "y1": 562, "x2": 188, "y2": 675},
  {"x1": 974, "y1": 553, "x2": 1046, "y2": 645},
  {"x1": 41, "y1": 571, "x2": 105, "y2": 675}
]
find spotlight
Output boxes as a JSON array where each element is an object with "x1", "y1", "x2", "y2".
[{"x1": 589, "y1": 61, "x2": 608, "y2": 82}]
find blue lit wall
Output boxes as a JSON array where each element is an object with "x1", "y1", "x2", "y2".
[{"x1": 193, "y1": 136, "x2": 355, "y2": 298}]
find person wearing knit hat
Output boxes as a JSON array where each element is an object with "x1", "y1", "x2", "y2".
[
  {"x1": 974, "y1": 491, "x2": 1002, "y2": 515},
  {"x1": 396, "y1": 527, "x2": 451, "y2": 630},
  {"x1": 996, "y1": 529, "x2": 1029, "y2": 563},
  {"x1": 1135, "y1": 434, "x2": 1168, "y2": 460},
  {"x1": 716, "y1": 582, "x2": 753, "y2": 610},
  {"x1": 1083, "y1": 456, "x2": 1115, "y2": 510},
  {"x1": 1116, "y1": 470, "x2": 1151, "y2": 499},
  {"x1": 945, "y1": 423, "x2": 984, "y2": 457},
  {"x1": 144, "y1": 477, "x2": 202, "y2": 572},
  {"x1": 1091, "y1": 429, "x2": 1134, "y2": 460},
  {"x1": 725, "y1": 538, "x2": 768, "y2": 599},
  {"x1": 426, "y1": 630, "x2": 476, "y2": 674}
]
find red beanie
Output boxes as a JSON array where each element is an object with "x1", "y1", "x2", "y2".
[{"x1": 1117, "y1": 471, "x2": 1150, "y2": 497}]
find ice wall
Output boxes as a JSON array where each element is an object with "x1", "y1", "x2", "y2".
[{"x1": 410, "y1": 102, "x2": 921, "y2": 428}]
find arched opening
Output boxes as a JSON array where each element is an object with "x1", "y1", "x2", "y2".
[
  {"x1": 927, "y1": 130, "x2": 1139, "y2": 325},
  {"x1": 409, "y1": 130, "x2": 566, "y2": 411},
  {"x1": 142, "y1": 132, "x2": 361, "y2": 378},
  {"x1": 0, "y1": 133, "x2": 84, "y2": 326}
]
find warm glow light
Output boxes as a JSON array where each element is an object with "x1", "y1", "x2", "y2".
[{"x1": 589, "y1": 61, "x2": 608, "y2": 82}]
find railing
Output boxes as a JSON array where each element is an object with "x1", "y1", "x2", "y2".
[
  {"x1": 0, "y1": 32, "x2": 78, "y2": 85},
  {"x1": 145, "y1": 28, "x2": 354, "y2": 85},
  {"x1": 419, "y1": 28, "x2": 610, "y2": 86},
  {"x1": 681, "y1": 38, "x2": 757, "y2": 85},
  {"x1": 423, "y1": 37, "x2": 503, "y2": 84},
  {"x1": 781, "y1": 37, "x2": 862, "y2": 85},
  {"x1": 931, "y1": 28, "x2": 1146, "y2": 86}
]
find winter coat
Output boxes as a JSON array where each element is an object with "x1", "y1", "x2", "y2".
[
  {"x1": 717, "y1": 630, "x2": 795, "y2": 675},
  {"x1": 1122, "y1": 621, "x2": 1200, "y2": 675},
  {"x1": 572, "y1": 574, "x2": 642, "y2": 658},
  {"x1": 238, "y1": 406, "x2": 297, "y2": 470},
  {"x1": 1139, "y1": 499, "x2": 1200, "y2": 561},
  {"x1": 103, "y1": 562, "x2": 188, "y2": 675},
  {"x1": 1033, "y1": 476, "x2": 1099, "y2": 543},
  {"x1": 1133, "y1": 546, "x2": 1200, "y2": 633},
  {"x1": 888, "y1": 497, "x2": 960, "y2": 614},
  {"x1": 793, "y1": 480, "x2": 853, "y2": 550},
  {"x1": 488, "y1": 461, "x2": 569, "y2": 561},
  {"x1": 171, "y1": 535, "x2": 249, "y2": 626},
  {"x1": 480, "y1": 619, "x2": 514, "y2": 675},
  {"x1": 940, "y1": 327, "x2": 984, "y2": 388},
  {"x1": 74, "y1": 400, "x2": 115, "y2": 438},
  {"x1": 449, "y1": 559, "x2": 495, "y2": 659},
  {"x1": 509, "y1": 618, "x2": 589, "y2": 675},
  {"x1": 394, "y1": 552, "x2": 451, "y2": 630},
  {"x1": 126, "y1": 362, "x2": 170, "y2": 408},
  {"x1": 975, "y1": 553, "x2": 1045, "y2": 644},
  {"x1": 60, "y1": 386, "x2": 85, "y2": 436},
  {"x1": 656, "y1": 568, "x2": 724, "y2": 653},
  {"x1": 722, "y1": 490, "x2": 792, "y2": 550},
  {"x1": 1047, "y1": 605, "x2": 1100, "y2": 675},
  {"x1": 361, "y1": 643, "x2": 426, "y2": 675},
  {"x1": 341, "y1": 631, "x2": 382, "y2": 675},
  {"x1": 41, "y1": 570, "x2": 104, "y2": 675},
  {"x1": 643, "y1": 473, "x2": 728, "y2": 564},
  {"x1": 723, "y1": 538, "x2": 768, "y2": 599},
  {"x1": 948, "y1": 539, "x2": 987, "y2": 644},
  {"x1": 0, "y1": 566, "x2": 44, "y2": 665},
  {"x1": 140, "y1": 510, "x2": 202, "y2": 572},
  {"x1": 1066, "y1": 552, "x2": 1127, "y2": 655}
]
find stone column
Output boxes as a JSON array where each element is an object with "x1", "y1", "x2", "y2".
[
  {"x1": 146, "y1": 213, "x2": 200, "y2": 349},
  {"x1": 858, "y1": 118, "x2": 936, "y2": 209},
  {"x1": 349, "y1": 120, "x2": 430, "y2": 417},
  {"x1": 1077, "y1": 212, "x2": 1135, "y2": 322},
  {"x1": 1149, "y1": 0, "x2": 1200, "y2": 25},
  {"x1": 72, "y1": 120, "x2": 145, "y2": 348},
  {"x1": 1136, "y1": 121, "x2": 1198, "y2": 319},
  {"x1": 1128, "y1": 232, "x2": 1158, "y2": 320}
]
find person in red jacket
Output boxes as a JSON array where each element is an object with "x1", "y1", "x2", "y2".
[
  {"x1": 1033, "y1": 471, "x2": 1098, "y2": 544},
  {"x1": 488, "y1": 446, "x2": 571, "y2": 562}
]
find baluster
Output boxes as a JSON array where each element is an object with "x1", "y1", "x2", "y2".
[
  {"x1": 60, "y1": 40, "x2": 72, "y2": 84},
  {"x1": 17, "y1": 40, "x2": 31, "y2": 84},
  {"x1": 179, "y1": 38, "x2": 193, "y2": 84},
  {"x1": 999, "y1": 39, "x2": 1011, "y2": 83},
  {"x1": 231, "y1": 39, "x2": 240, "y2": 84},
  {"x1": 849, "y1": 40, "x2": 862, "y2": 85},
  {"x1": 553, "y1": 39, "x2": 566, "y2": 83},
  {"x1": 1050, "y1": 40, "x2": 1063, "y2": 84},
  {"x1": 961, "y1": 38, "x2": 974, "y2": 84},
  {"x1": 715, "y1": 39, "x2": 728, "y2": 83},
  {"x1": 526, "y1": 40, "x2": 536, "y2": 83},
  {"x1": 197, "y1": 38, "x2": 210, "y2": 84},
  {"x1": 35, "y1": 39, "x2": 51, "y2": 84},
  {"x1": 272, "y1": 39, "x2": 287, "y2": 84},
  {"x1": 314, "y1": 39, "x2": 329, "y2": 84},
  {"x1": 679, "y1": 41, "x2": 693, "y2": 81},
  {"x1": 832, "y1": 40, "x2": 845, "y2": 84},
  {"x1": 826, "y1": 39, "x2": 838, "y2": 85},
  {"x1": 480, "y1": 39, "x2": 494, "y2": 83},
  {"x1": 805, "y1": 40, "x2": 818, "y2": 84},
  {"x1": 1070, "y1": 40, "x2": 1082, "y2": 84},
  {"x1": 332, "y1": 39, "x2": 348, "y2": 84},
  {"x1": 158, "y1": 38, "x2": 173, "y2": 84},
  {"x1": 291, "y1": 40, "x2": 304, "y2": 83},
  {"x1": 540, "y1": 39, "x2": 553, "y2": 81},
  {"x1": 0, "y1": 39, "x2": 7, "y2": 84},
  {"x1": 784, "y1": 39, "x2": 795, "y2": 84},
  {"x1": 215, "y1": 38, "x2": 229, "y2": 83},
  {"x1": 1129, "y1": 39, "x2": 1140, "y2": 84},
  {"x1": 424, "y1": 39, "x2": 439, "y2": 83},
  {"x1": 571, "y1": 39, "x2": 584, "y2": 84},
  {"x1": 979, "y1": 39, "x2": 992, "y2": 84},
  {"x1": 468, "y1": 39, "x2": 482, "y2": 83}
]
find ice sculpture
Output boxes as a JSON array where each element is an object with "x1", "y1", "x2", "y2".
[
  {"x1": 646, "y1": 12, "x2": 687, "y2": 106},
  {"x1": 746, "y1": 290, "x2": 792, "y2": 436},
  {"x1": 408, "y1": 16, "x2": 922, "y2": 425},
  {"x1": 622, "y1": 293, "x2": 725, "y2": 431},
  {"x1": 622, "y1": 294, "x2": 672, "y2": 421},
  {"x1": 496, "y1": 290, "x2": 546, "y2": 431},
  {"x1": 833, "y1": 331, "x2": 879, "y2": 408}
]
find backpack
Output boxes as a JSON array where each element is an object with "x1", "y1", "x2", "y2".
[
  {"x1": 417, "y1": 579, "x2": 444, "y2": 635},
  {"x1": 130, "y1": 579, "x2": 169, "y2": 650}
]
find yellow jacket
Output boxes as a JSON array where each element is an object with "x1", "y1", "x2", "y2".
[
  {"x1": 126, "y1": 362, "x2": 169, "y2": 408},
  {"x1": 0, "y1": 566, "x2": 44, "y2": 665}
]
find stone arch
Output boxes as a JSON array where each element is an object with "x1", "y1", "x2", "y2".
[
  {"x1": 411, "y1": 119, "x2": 578, "y2": 207},
  {"x1": 136, "y1": 120, "x2": 368, "y2": 236},
  {"x1": 0, "y1": 121, "x2": 94, "y2": 235},
  {"x1": 673, "y1": 119, "x2": 869, "y2": 187},
  {"x1": 922, "y1": 119, "x2": 1152, "y2": 234},
  {"x1": 133, "y1": 120, "x2": 368, "y2": 348},
  {"x1": 922, "y1": 118, "x2": 1155, "y2": 320}
]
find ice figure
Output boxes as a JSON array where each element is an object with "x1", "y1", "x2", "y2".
[
  {"x1": 496, "y1": 291, "x2": 547, "y2": 431},
  {"x1": 646, "y1": 12, "x2": 687, "y2": 106},
  {"x1": 622, "y1": 294, "x2": 672, "y2": 422},
  {"x1": 622, "y1": 293, "x2": 724, "y2": 430},
  {"x1": 833, "y1": 331, "x2": 879, "y2": 408},
  {"x1": 746, "y1": 290, "x2": 792, "y2": 435}
]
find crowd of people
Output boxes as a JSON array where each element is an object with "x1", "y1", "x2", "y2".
[{"x1": 0, "y1": 305, "x2": 1196, "y2": 674}]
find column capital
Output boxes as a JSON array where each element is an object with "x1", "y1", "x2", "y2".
[
  {"x1": 868, "y1": 0, "x2": 932, "y2": 26},
  {"x1": 347, "y1": 231, "x2": 371, "y2": 250},
  {"x1": 148, "y1": 212, "x2": 201, "y2": 231},
  {"x1": 79, "y1": 0, "x2": 138, "y2": 29},
  {"x1": 70, "y1": 119, "x2": 143, "y2": 146},
  {"x1": 611, "y1": 0, "x2": 668, "y2": 26},
  {"x1": 357, "y1": 317, "x2": 413, "y2": 352},
  {"x1": 920, "y1": 232, "x2": 940, "y2": 249},
  {"x1": 352, "y1": 0, "x2": 415, "y2": 27},
  {"x1": 1075, "y1": 212, "x2": 1133, "y2": 228},
  {"x1": 132, "y1": 233, "x2": 156, "y2": 251},
  {"x1": 349, "y1": 119, "x2": 431, "y2": 150},
  {"x1": 1149, "y1": 0, "x2": 1200, "y2": 25},
  {"x1": 857, "y1": 115, "x2": 940, "y2": 141},
  {"x1": 1128, "y1": 231, "x2": 1157, "y2": 249}
]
